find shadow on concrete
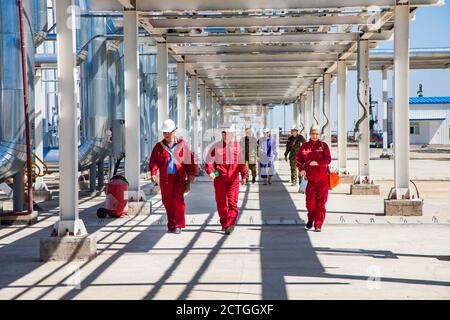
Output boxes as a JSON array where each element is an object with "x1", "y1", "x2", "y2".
[
  {"x1": 0, "y1": 200, "x2": 115, "y2": 299},
  {"x1": 1, "y1": 169, "x2": 450, "y2": 299},
  {"x1": 257, "y1": 173, "x2": 330, "y2": 299},
  {"x1": 256, "y1": 176, "x2": 450, "y2": 296}
]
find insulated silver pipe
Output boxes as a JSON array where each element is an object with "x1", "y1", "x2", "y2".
[
  {"x1": 78, "y1": 15, "x2": 110, "y2": 171},
  {"x1": 45, "y1": 2, "x2": 111, "y2": 171},
  {"x1": 33, "y1": 0, "x2": 48, "y2": 47},
  {"x1": 0, "y1": 0, "x2": 35, "y2": 182}
]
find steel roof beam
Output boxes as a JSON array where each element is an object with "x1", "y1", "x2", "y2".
[
  {"x1": 148, "y1": 15, "x2": 373, "y2": 29},
  {"x1": 205, "y1": 78, "x2": 309, "y2": 84},
  {"x1": 189, "y1": 61, "x2": 333, "y2": 69},
  {"x1": 170, "y1": 44, "x2": 351, "y2": 55},
  {"x1": 166, "y1": 32, "x2": 393, "y2": 44},
  {"x1": 90, "y1": 0, "x2": 443, "y2": 12},
  {"x1": 184, "y1": 53, "x2": 341, "y2": 63},
  {"x1": 196, "y1": 68, "x2": 326, "y2": 76}
]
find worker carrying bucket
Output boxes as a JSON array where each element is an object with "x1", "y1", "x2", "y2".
[{"x1": 97, "y1": 175, "x2": 129, "y2": 218}]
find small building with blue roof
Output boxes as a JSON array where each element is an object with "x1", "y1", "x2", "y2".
[{"x1": 387, "y1": 96, "x2": 450, "y2": 145}]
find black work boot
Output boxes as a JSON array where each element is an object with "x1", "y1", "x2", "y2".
[
  {"x1": 224, "y1": 225, "x2": 235, "y2": 235},
  {"x1": 305, "y1": 221, "x2": 313, "y2": 230}
]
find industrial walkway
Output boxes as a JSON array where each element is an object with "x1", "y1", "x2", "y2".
[{"x1": 0, "y1": 158, "x2": 449, "y2": 300}]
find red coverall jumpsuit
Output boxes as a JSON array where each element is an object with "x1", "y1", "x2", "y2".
[
  {"x1": 205, "y1": 140, "x2": 247, "y2": 229},
  {"x1": 149, "y1": 138, "x2": 197, "y2": 230},
  {"x1": 296, "y1": 140, "x2": 331, "y2": 229}
]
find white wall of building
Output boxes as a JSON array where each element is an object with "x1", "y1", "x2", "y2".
[
  {"x1": 409, "y1": 103, "x2": 450, "y2": 144},
  {"x1": 388, "y1": 101, "x2": 450, "y2": 145}
]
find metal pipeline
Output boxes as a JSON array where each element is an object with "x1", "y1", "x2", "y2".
[
  {"x1": 33, "y1": 0, "x2": 48, "y2": 47},
  {"x1": 78, "y1": 14, "x2": 110, "y2": 171},
  {"x1": 19, "y1": 0, "x2": 34, "y2": 213},
  {"x1": 45, "y1": 2, "x2": 111, "y2": 172},
  {"x1": 321, "y1": 97, "x2": 329, "y2": 137},
  {"x1": 354, "y1": 40, "x2": 368, "y2": 141},
  {"x1": 107, "y1": 41, "x2": 125, "y2": 175},
  {"x1": 139, "y1": 53, "x2": 155, "y2": 171},
  {"x1": 0, "y1": 0, "x2": 35, "y2": 183}
]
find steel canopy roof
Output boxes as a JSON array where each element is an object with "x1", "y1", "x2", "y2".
[{"x1": 91, "y1": 0, "x2": 444, "y2": 106}]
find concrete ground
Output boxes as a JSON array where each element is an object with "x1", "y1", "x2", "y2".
[{"x1": 0, "y1": 147, "x2": 449, "y2": 300}]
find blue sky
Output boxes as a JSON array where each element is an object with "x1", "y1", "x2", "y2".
[{"x1": 270, "y1": 3, "x2": 450, "y2": 132}]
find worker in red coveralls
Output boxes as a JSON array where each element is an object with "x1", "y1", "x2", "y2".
[
  {"x1": 149, "y1": 119, "x2": 197, "y2": 234},
  {"x1": 296, "y1": 124, "x2": 331, "y2": 232},
  {"x1": 205, "y1": 123, "x2": 247, "y2": 235}
]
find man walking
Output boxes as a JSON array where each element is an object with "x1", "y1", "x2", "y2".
[
  {"x1": 240, "y1": 128, "x2": 258, "y2": 184},
  {"x1": 149, "y1": 119, "x2": 197, "y2": 234},
  {"x1": 285, "y1": 125, "x2": 306, "y2": 185},
  {"x1": 205, "y1": 123, "x2": 246, "y2": 235}
]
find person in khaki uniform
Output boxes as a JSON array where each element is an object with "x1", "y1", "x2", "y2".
[
  {"x1": 284, "y1": 125, "x2": 306, "y2": 185},
  {"x1": 240, "y1": 128, "x2": 258, "y2": 184}
]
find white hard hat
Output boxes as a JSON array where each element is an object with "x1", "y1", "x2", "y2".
[
  {"x1": 219, "y1": 123, "x2": 236, "y2": 132},
  {"x1": 263, "y1": 128, "x2": 270, "y2": 133},
  {"x1": 162, "y1": 119, "x2": 177, "y2": 132},
  {"x1": 310, "y1": 124, "x2": 321, "y2": 133},
  {"x1": 291, "y1": 125, "x2": 299, "y2": 131}
]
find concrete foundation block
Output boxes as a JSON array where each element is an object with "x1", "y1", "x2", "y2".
[
  {"x1": 0, "y1": 211, "x2": 38, "y2": 226},
  {"x1": 339, "y1": 175, "x2": 354, "y2": 184},
  {"x1": 350, "y1": 184, "x2": 380, "y2": 195},
  {"x1": 384, "y1": 199, "x2": 423, "y2": 216},
  {"x1": 40, "y1": 234, "x2": 97, "y2": 261},
  {"x1": 127, "y1": 201, "x2": 152, "y2": 216},
  {"x1": 33, "y1": 190, "x2": 53, "y2": 202}
]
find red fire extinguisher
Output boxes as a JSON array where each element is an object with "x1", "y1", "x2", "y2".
[{"x1": 97, "y1": 175, "x2": 129, "y2": 218}]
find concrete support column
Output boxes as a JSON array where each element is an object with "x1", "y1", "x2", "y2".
[
  {"x1": 337, "y1": 60, "x2": 348, "y2": 174},
  {"x1": 219, "y1": 104, "x2": 224, "y2": 126},
  {"x1": 305, "y1": 90, "x2": 313, "y2": 140},
  {"x1": 199, "y1": 83, "x2": 206, "y2": 127},
  {"x1": 53, "y1": 0, "x2": 85, "y2": 236},
  {"x1": 263, "y1": 105, "x2": 268, "y2": 128},
  {"x1": 381, "y1": 67, "x2": 391, "y2": 158},
  {"x1": 355, "y1": 40, "x2": 370, "y2": 183},
  {"x1": 199, "y1": 83, "x2": 206, "y2": 157},
  {"x1": 313, "y1": 83, "x2": 321, "y2": 126},
  {"x1": 351, "y1": 40, "x2": 379, "y2": 195},
  {"x1": 385, "y1": 2, "x2": 422, "y2": 215},
  {"x1": 295, "y1": 100, "x2": 301, "y2": 129},
  {"x1": 123, "y1": 9, "x2": 144, "y2": 201},
  {"x1": 323, "y1": 73, "x2": 332, "y2": 147},
  {"x1": 157, "y1": 42, "x2": 168, "y2": 132},
  {"x1": 293, "y1": 101, "x2": 298, "y2": 127},
  {"x1": 40, "y1": 2, "x2": 97, "y2": 261},
  {"x1": 206, "y1": 89, "x2": 212, "y2": 131},
  {"x1": 299, "y1": 95, "x2": 306, "y2": 136},
  {"x1": 190, "y1": 75, "x2": 198, "y2": 152},
  {"x1": 392, "y1": 2, "x2": 412, "y2": 198},
  {"x1": 211, "y1": 97, "x2": 216, "y2": 129},
  {"x1": 177, "y1": 62, "x2": 186, "y2": 136}
]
